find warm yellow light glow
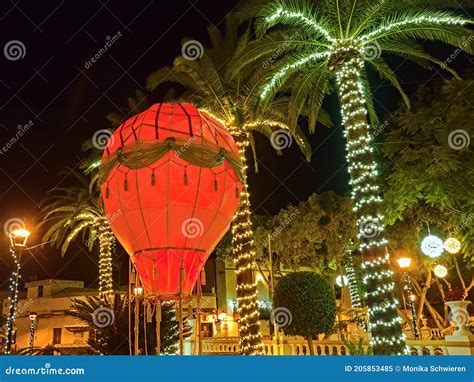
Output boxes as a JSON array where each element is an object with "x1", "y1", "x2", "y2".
[
  {"x1": 396, "y1": 257, "x2": 412, "y2": 269},
  {"x1": 218, "y1": 312, "x2": 227, "y2": 321},
  {"x1": 255, "y1": 273, "x2": 264, "y2": 283},
  {"x1": 409, "y1": 294, "x2": 416, "y2": 301},
  {"x1": 9, "y1": 228, "x2": 31, "y2": 248},
  {"x1": 433, "y1": 264, "x2": 448, "y2": 278},
  {"x1": 336, "y1": 275, "x2": 349, "y2": 287},
  {"x1": 11, "y1": 229, "x2": 31, "y2": 238},
  {"x1": 443, "y1": 237, "x2": 461, "y2": 254},
  {"x1": 133, "y1": 287, "x2": 143, "y2": 295}
]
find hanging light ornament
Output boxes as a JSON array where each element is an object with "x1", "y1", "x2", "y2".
[
  {"x1": 443, "y1": 237, "x2": 461, "y2": 254},
  {"x1": 433, "y1": 265, "x2": 448, "y2": 278},
  {"x1": 335, "y1": 275, "x2": 349, "y2": 287},
  {"x1": 421, "y1": 235, "x2": 444, "y2": 258}
]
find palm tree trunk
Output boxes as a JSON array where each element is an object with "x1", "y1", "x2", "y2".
[
  {"x1": 334, "y1": 56, "x2": 405, "y2": 355},
  {"x1": 231, "y1": 132, "x2": 264, "y2": 355},
  {"x1": 97, "y1": 218, "x2": 115, "y2": 298}
]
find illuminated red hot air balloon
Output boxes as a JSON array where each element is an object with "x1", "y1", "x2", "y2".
[{"x1": 100, "y1": 103, "x2": 243, "y2": 299}]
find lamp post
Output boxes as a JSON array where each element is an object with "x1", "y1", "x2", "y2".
[
  {"x1": 29, "y1": 312, "x2": 38, "y2": 354},
  {"x1": 396, "y1": 257, "x2": 419, "y2": 339},
  {"x1": 5, "y1": 228, "x2": 30, "y2": 354}
]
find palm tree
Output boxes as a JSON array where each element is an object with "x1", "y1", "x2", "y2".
[
  {"x1": 232, "y1": 0, "x2": 473, "y2": 355},
  {"x1": 68, "y1": 294, "x2": 130, "y2": 355},
  {"x1": 68, "y1": 294, "x2": 191, "y2": 355},
  {"x1": 40, "y1": 170, "x2": 115, "y2": 298},
  {"x1": 146, "y1": 14, "x2": 330, "y2": 355}
]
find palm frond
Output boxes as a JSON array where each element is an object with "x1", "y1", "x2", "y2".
[{"x1": 368, "y1": 57, "x2": 411, "y2": 108}]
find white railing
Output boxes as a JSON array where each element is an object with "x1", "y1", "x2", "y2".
[
  {"x1": 192, "y1": 336, "x2": 362, "y2": 355},
  {"x1": 192, "y1": 335, "x2": 469, "y2": 356}
]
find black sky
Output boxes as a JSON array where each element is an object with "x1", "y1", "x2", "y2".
[{"x1": 0, "y1": 0, "x2": 471, "y2": 289}]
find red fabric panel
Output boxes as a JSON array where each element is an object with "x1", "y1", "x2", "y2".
[{"x1": 101, "y1": 103, "x2": 242, "y2": 298}]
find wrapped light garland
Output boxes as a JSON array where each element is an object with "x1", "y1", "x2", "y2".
[
  {"x1": 344, "y1": 253, "x2": 362, "y2": 308},
  {"x1": 96, "y1": 217, "x2": 115, "y2": 297},
  {"x1": 4, "y1": 248, "x2": 20, "y2": 354},
  {"x1": 231, "y1": 134, "x2": 264, "y2": 355},
  {"x1": 258, "y1": 4, "x2": 471, "y2": 356},
  {"x1": 335, "y1": 57, "x2": 406, "y2": 355}
]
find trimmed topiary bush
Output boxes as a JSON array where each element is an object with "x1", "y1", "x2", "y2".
[{"x1": 273, "y1": 271, "x2": 336, "y2": 354}]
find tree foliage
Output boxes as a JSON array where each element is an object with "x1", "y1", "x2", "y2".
[
  {"x1": 273, "y1": 271, "x2": 336, "y2": 353},
  {"x1": 382, "y1": 78, "x2": 474, "y2": 268},
  {"x1": 217, "y1": 191, "x2": 357, "y2": 273}
]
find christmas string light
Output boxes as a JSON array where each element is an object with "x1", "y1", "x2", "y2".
[
  {"x1": 334, "y1": 56, "x2": 406, "y2": 355},
  {"x1": 443, "y1": 237, "x2": 461, "y2": 254},
  {"x1": 264, "y1": 8, "x2": 335, "y2": 43},
  {"x1": 344, "y1": 252, "x2": 361, "y2": 307},
  {"x1": 96, "y1": 217, "x2": 115, "y2": 297},
  {"x1": 4, "y1": 248, "x2": 20, "y2": 354},
  {"x1": 231, "y1": 134, "x2": 264, "y2": 355},
  {"x1": 257, "y1": 5, "x2": 472, "y2": 355},
  {"x1": 357, "y1": 15, "x2": 469, "y2": 42}
]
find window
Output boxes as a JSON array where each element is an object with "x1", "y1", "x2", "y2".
[
  {"x1": 52, "y1": 328, "x2": 62, "y2": 345},
  {"x1": 38, "y1": 286, "x2": 43, "y2": 298}
]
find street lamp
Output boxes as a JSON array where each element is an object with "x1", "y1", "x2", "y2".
[
  {"x1": 29, "y1": 312, "x2": 38, "y2": 354},
  {"x1": 5, "y1": 228, "x2": 31, "y2": 354},
  {"x1": 396, "y1": 257, "x2": 419, "y2": 339}
]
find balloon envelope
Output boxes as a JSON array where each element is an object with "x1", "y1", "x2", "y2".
[{"x1": 100, "y1": 103, "x2": 242, "y2": 298}]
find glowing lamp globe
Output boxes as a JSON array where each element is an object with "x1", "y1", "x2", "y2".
[
  {"x1": 335, "y1": 275, "x2": 348, "y2": 287},
  {"x1": 396, "y1": 257, "x2": 412, "y2": 269},
  {"x1": 443, "y1": 237, "x2": 461, "y2": 254},
  {"x1": 421, "y1": 235, "x2": 443, "y2": 258},
  {"x1": 9, "y1": 229, "x2": 31, "y2": 248},
  {"x1": 433, "y1": 265, "x2": 447, "y2": 278},
  {"x1": 100, "y1": 103, "x2": 243, "y2": 299}
]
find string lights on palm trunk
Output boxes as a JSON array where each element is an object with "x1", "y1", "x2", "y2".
[
  {"x1": 96, "y1": 217, "x2": 115, "y2": 298},
  {"x1": 231, "y1": 133, "x2": 264, "y2": 355},
  {"x1": 334, "y1": 55, "x2": 406, "y2": 355}
]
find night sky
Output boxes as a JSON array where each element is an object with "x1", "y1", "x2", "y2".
[{"x1": 0, "y1": 1, "x2": 471, "y2": 290}]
